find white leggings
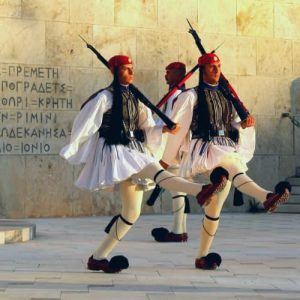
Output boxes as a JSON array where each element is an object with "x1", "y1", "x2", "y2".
[
  {"x1": 136, "y1": 163, "x2": 202, "y2": 196},
  {"x1": 93, "y1": 162, "x2": 204, "y2": 259},
  {"x1": 197, "y1": 158, "x2": 272, "y2": 258},
  {"x1": 220, "y1": 161, "x2": 270, "y2": 203}
]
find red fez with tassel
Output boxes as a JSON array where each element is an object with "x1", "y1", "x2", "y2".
[
  {"x1": 108, "y1": 55, "x2": 132, "y2": 69},
  {"x1": 198, "y1": 53, "x2": 220, "y2": 66},
  {"x1": 165, "y1": 62, "x2": 186, "y2": 72}
]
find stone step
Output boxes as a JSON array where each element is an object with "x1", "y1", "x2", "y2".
[
  {"x1": 287, "y1": 195, "x2": 300, "y2": 204},
  {"x1": 274, "y1": 204, "x2": 300, "y2": 213},
  {"x1": 0, "y1": 220, "x2": 36, "y2": 245},
  {"x1": 287, "y1": 177, "x2": 300, "y2": 186},
  {"x1": 291, "y1": 185, "x2": 300, "y2": 194}
]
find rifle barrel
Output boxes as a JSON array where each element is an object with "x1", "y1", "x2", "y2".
[
  {"x1": 186, "y1": 18, "x2": 193, "y2": 29},
  {"x1": 78, "y1": 34, "x2": 89, "y2": 45}
]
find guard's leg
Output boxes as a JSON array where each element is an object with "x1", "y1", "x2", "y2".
[
  {"x1": 137, "y1": 163, "x2": 228, "y2": 206},
  {"x1": 151, "y1": 191, "x2": 188, "y2": 242},
  {"x1": 182, "y1": 196, "x2": 189, "y2": 235},
  {"x1": 172, "y1": 192, "x2": 187, "y2": 235},
  {"x1": 170, "y1": 167, "x2": 188, "y2": 237},
  {"x1": 223, "y1": 163, "x2": 291, "y2": 213},
  {"x1": 231, "y1": 172, "x2": 269, "y2": 202},
  {"x1": 150, "y1": 166, "x2": 188, "y2": 242},
  {"x1": 195, "y1": 180, "x2": 231, "y2": 270},
  {"x1": 88, "y1": 180, "x2": 143, "y2": 273}
]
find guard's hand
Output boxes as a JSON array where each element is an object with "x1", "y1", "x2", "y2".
[
  {"x1": 241, "y1": 115, "x2": 255, "y2": 129},
  {"x1": 162, "y1": 123, "x2": 180, "y2": 134},
  {"x1": 159, "y1": 160, "x2": 169, "y2": 169}
]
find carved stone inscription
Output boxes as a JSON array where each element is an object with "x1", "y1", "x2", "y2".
[{"x1": 0, "y1": 64, "x2": 73, "y2": 155}]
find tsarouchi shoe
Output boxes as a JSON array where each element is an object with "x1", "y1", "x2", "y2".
[
  {"x1": 263, "y1": 181, "x2": 291, "y2": 213},
  {"x1": 195, "y1": 253, "x2": 222, "y2": 270},
  {"x1": 151, "y1": 227, "x2": 188, "y2": 242},
  {"x1": 197, "y1": 167, "x2": 229, "y2": 206},
  {"x1": 87, "y1": 255, "x2": 129, "y2": 273}
]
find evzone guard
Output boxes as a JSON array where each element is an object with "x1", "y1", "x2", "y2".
[
  {"x1": 158, "y1": 52, "x2": 291, "y2": 270},
  {"x1": 60, "y1": 55, "x2": 229, "y2": 273},
  {"x1": 150, "y1": 62, "x2": 191, "y2": 243}
]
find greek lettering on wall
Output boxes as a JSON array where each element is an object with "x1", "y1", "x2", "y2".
[{"x1": 0, "y1": 64, "x2": 73, "y2": 155}]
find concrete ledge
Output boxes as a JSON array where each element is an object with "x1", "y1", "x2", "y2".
[{"x1": 0, "y1": 220, "x2": 36, "y2": 245}]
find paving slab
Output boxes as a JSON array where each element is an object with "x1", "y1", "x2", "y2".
[{"x1": 0, "y1": 213, "x2": 299, "y2": 300}]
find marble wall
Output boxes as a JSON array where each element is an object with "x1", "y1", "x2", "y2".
[{"x1": 0, "y1": 0, "x2": 299, "y2": 217}]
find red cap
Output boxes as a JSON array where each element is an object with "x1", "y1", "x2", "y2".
[
  {"x1": 166, "y1": 62, "x2": 186, "y2": 72},
  {"x1": 198, "y1": 53, "x2": 220, "y2": 66},
  {"x1": 108, "y1": 55, "x2": 132, "y2": 69}
]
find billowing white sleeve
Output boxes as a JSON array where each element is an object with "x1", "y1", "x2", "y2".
[
  {"x1": 138, "y1": 103, "x2": 164, "y2": 154},
  {"x1": 60, "y1": 90, "x2": 111, "y2": 164},
  {"x1": 161, "y1": 90, "x2": 195, "y2": 166},
  {"x1": 231, "y1": 110, "x2": 256, "y2": 163}
]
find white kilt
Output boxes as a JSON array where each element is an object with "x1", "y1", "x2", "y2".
[
  {"x1": 74, "y1": 138, "x2": 156, "y2": 191},
  {"x1": 179, "y1": 127, "x2": 255, "y2": 178},
  {"x1": 60, "y1": 89, "x2": 162, "y2": 191}
]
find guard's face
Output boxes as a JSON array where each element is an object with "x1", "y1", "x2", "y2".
[
  {"x1": 165, "y1": 69, "x2": 183, "y2": 87},
  {"x1": 203, "y1": 62, "x2": 221, "y2": 84},
  {"x1": 118, "y1": 64, "x2": 134, "y2": 85}
]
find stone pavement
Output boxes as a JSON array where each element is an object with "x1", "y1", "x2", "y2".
[{"x1": 0, "y1": 213, "x2": 299, "y2": 300}]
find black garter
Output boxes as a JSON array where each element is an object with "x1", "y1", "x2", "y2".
[
  {"x1": 153, "y1": 169, "x2": 180, "y2": 186},
  {"x1": 202, "y1": 214, "x2": 220, "y2": 237},
  {"x1": 104, "y1": 214, "x2": 134, "y2": 241}
]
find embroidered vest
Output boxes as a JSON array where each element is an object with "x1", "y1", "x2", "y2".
[{"x1": 191, "y1": 84, "x2": 238, "y2": 142}]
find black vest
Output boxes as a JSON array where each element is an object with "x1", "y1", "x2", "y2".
[
  {"x1": 81, "y1": 85, "x2": 146, "y2": 153},
  {"x1": 99, "y1": 85, "x2": 142, "y2": 142},
  {"x1": 191, "y1": 84, "x2": 239, "y2": 142}
]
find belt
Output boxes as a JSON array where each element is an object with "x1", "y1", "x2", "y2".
[
  {"x1": 127, "y1": 129, "x2": 145, "y2": 142},
  {"x1": 192, "y1": 129, "x2": 227, "y2": 139},
  {"x1": 209, "y1": 129, "x2": 226, "y2": 137},
  {"x1": 99, "y1": 128, "x2": 145, "y2": 143}
]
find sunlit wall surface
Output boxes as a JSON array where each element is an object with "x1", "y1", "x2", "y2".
[{"x1": 0, "y1": 0, "x2": 299, "y2": 217}]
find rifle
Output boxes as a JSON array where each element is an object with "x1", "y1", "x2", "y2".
[
  {"x1": 79, "y1": 35, "x2": 176, "y2": 129},
  {"x1": 186, "y1": 19, "x2": 250, "y2": 120},
  {"x1": 187, "y1": 20, "x2": 247, "y2": 207}
]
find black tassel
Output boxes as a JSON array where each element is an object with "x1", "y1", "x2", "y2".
[
  {"x1": 206, "y1": 252, "x2": 222, "y2": 267},
  {"x1": 274, "y1": 181, "x2": 292, "y2": 194},
  {"x1": 109, "y1": 255, "x2": 129, "y2": 270},
  {"x1": 233, "y1": 188, "x2": 244, "y2": 206},
  {"x1": 104, "y1": 215, "x2": 120, "y2": 233},
  {"x1": 146, "y1": 185, "x2": 163, "y2": 206},
  {"x1": 210, "y1": 166, "x2": 229, "y2": 183},
  {"x1": 184, "y1": 196, "x2": 191, "y2": 213}
]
